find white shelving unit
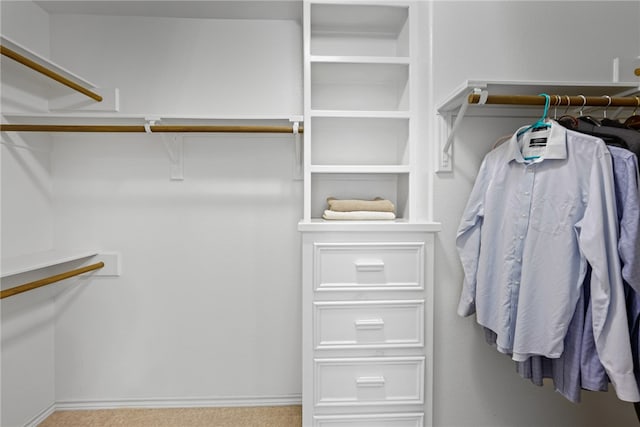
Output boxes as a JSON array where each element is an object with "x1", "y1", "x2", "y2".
[
  {"x1": 435, "y1": 80, "x2": 640, "y2": 172},
  {"x1": 300, "y1": 3, "x2": 437, "y2": 427},
  {"x1": 301, "y1": 0, "x2": 419, "y2": 224}
]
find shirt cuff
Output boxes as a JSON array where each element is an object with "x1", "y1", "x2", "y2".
[
  {"x1": 457, "y1": 298, "x2": 476, "y2": 317},
  {"x1": 609, "y1": 371, "x2": 640, "y2": 402}
]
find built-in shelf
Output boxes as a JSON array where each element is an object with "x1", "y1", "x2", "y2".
[
  {"x1": 311, "y1": 61, "x2": 409, "y2": 111},
  {"x1": 435, "y1": 79, "x2": 640, "y2": 173},
  {"x1": 1, "y1": 35, "x2": 98, "y2": 90},
  {"x1": 298, "y1": 219, "x2": 441, "y2": 232},
  {"x1": 1, "y1": 250, "x2": 99, "y2": 278},
  {"x1": 310, "y1": 56, "x2": 410, "y2": 65},
  {"x1": 1, "y1": 34, "x2": 119, "y2": 111},
  {"x1": 437, "y1": 80, "x2": 640, "y2": 117},
  {"x1": 1, "y1": 250, "x2": 121, "y2": 280},
  {"x1": 310, "y1": 165, "x2": 410, "y2": 174},
  {"x1": 310, "y1": 3, "x2": 409, "y2": 58},
  {"x1": 2, "y1": 113, "x2": 304, "y2": 126}
]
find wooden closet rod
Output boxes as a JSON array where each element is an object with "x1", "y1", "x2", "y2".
[
  {"x1": 0, "y1": 124, "x2": 304, "y2": 133},
  {"x1": 0, "y1": 262, "x2": 104, "y2": 300},
  {"x1": 468, "y1": 93, "x2": 640, "y2": 108},
  {"x1": 635, "y1": 67, "x2": 640, "y2": 76},
  {"x1": 0, "y1": 45, "x2": 103, "y2": 102}
]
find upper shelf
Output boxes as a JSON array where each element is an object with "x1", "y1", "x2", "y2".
[
  {"x1": 437, "y1": 80, "x2": 640, "y2": 117},
  {"x1": 310, "y1": 55, "x2": 409, "y2": 65},
  {"x1": 2, "y1": 113, "x2": 303, "y2": 125},
  {"x1": 1, "y1": 250, "x2": 99, "y2": 278},
  {"x1": 435, "y1": 80, "x2": 640, "y2": 173},
  {"x1": 0, "y1": 113, "x2": 305, "y2": 141},
  {"x1": 1, "y1": 35, "x2": 98, "y2": 90},
  {"x1": 309, "y1": 2, "x2": 410, "y2": 58},
  {"x1": 1, "y1": 34, "x2": 119, "y2": 111}
]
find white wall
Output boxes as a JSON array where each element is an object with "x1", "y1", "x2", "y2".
[
  {"x1": 3, "y1": 1, "x2": 640, "y2": 426},
  {"x1": 428, "y1": 1, "x2": 640, "y2": 426},
  {"x1": 0, "y1": 2, "x2": 58, "y2": 426},
  {"x1": 50, "y1": 14, "x2": 302, "y2": 116},
  {"x1": 47, "y1": 14, "x2": 304, "y2": 405}
]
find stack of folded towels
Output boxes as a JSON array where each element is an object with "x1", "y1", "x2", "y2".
[{"x1": 322, "y1": 197, "x2": 396, "y2": 220}]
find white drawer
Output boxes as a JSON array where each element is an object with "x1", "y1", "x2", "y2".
[
  {"x1": 314, "y1": 300, "x2": 424, "y2": 350},
  {"x1": 314, "y1": 357, "x2": 424, "y2": 407},
  {"x1": 314, "y1": 413, "x2": 424, "y2": 427},
  {"x1": 313, "y1": 242, "x2": 424, "y2": 291}
]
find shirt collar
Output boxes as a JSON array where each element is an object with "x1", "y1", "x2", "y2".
[{"x1": 505, "y1": 120, "x2": 568, "y2": 163}]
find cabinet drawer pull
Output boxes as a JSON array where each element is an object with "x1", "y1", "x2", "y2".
[
  {"x1": 354, "y1": 318, "x2": 385, "y2": 330},
  {"x1": 354, "y1": 260, "x2": 385, "y2": 272},
  {"x1": 355, "y1": 376, "x2": 386, "y2": 387}
]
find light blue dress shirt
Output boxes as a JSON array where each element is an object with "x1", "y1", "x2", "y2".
[
  {"x1": 457, "y1": 121, "x2": 640, "y2": 401},
  {"x1": 514, "y1": 146, "x2": 640, "y2": 403}
]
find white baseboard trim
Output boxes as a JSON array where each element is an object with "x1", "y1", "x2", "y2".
[
  {"x1": 54, "y1": 394, "x2": 302, "y2": 411},
  {"x1": 24, "y1": 403, "x2": 56, "y2": 427}
]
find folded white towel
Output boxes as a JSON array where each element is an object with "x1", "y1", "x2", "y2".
[
  {"x1": 326, "y1": 197, "x2": 395, "y2": 213},
  {"x1": 322, "y1": 210, "x2": 396, "y2": 220}
]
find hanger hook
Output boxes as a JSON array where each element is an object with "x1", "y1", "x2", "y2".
[
  {"x1": 554, "y1": 95, "x2": 562, "y2": 119},
  {"x1": 578, "y1": 95, "x2": 587, "y2": 116},
  {"x1": 602, "y1": 95, "x2": 612, "y2": 118},
  {"x1": 539, "y1": 93, "x2": 550, "y2": 120},
  {"x1": 634, "y1": 96, "x2": 640, "y2": 116},
  {"x1": 563, "y1": 95, "x2": 571, "y2": 115}
]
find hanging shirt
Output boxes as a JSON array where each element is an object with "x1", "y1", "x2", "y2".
[
  {"x1": 579, "y1": 146, "x2": 640, "y2": 392},
  {"x1": 456, "y1": 121, "x2": 640, "y2": 402},
  {"x1": 513, "y1": 146, "x2": 640, "y2": 402}
]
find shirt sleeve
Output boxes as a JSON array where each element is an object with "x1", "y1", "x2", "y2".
[
  {"x1": 618, "y1": 154, "x2": 640, "y2": 292},
  {"x1": 578, "y1": 145, "x2": 640, "y2": 402},
  {"x1": 456, "y1": 158, "x2": 488, "y2": 317}
]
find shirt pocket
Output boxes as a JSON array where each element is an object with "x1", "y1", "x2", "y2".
[{"x1": 530, "y1": 195, "x2": 578, "y2": 235}]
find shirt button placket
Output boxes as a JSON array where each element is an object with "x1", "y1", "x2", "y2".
[{"x1": 508, "y1": 166, "x2": 535, "y2": 348}]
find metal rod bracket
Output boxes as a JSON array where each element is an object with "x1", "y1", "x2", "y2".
[{"x1": 290, "y1": 116, "x2": 303, "y2": 180}]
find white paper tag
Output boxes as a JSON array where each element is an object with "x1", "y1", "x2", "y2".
[{"x1": 522, "y1": 127, "x2": 550, "y2": 160}]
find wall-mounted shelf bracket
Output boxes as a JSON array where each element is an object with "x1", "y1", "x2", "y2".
[
  {"x1": 162, "y1": 134, "x2": 184, "y2": 181},
  {"x1": 147, "y1": 117, "x2": 183, "y2": 181},
  {"x1": 290, "y1": 116, "x2": 303, "y2": 181},
  {"x1": 437, "y1": 87, "x2": 486, "y2": 173}
]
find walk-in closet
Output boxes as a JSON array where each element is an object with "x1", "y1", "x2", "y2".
[{"x1": 2, "y1": 1, "x2": 639, "y2": 426}]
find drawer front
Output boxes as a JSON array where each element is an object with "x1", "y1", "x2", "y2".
[
  {"x1": 314, "y1": 357, "x2": 424, "y2": 407},
  {"x1": 314, "y1": 300, "x2": 424, "y2": 350},
  {"x1": 313, "y1": 242, "x2": 424, "y2": 291},
  {"x1": 314, "y1": 413, "x2": 424, "y2": 427}
]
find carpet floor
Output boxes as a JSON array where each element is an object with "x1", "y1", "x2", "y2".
[{"x1": 38, "y1": 405, "x2": 302, "y2": 427}]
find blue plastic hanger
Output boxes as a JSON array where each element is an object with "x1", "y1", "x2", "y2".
[{"x1": 517, "y1": 93, "x2": 552, "y2": 137}]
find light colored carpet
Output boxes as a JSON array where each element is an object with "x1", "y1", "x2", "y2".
[{"x1": 39, "y1": 405, "x2": 302, "y2": 427}]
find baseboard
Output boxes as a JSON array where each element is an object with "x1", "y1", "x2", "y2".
[
  {"x1": 24, "y1": 403, "x2": 56, "y2": 427},
  {"x1": 54, "y1": 394, "x2": 302, "y2": 411}
]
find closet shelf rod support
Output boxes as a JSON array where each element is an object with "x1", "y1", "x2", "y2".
[
  {"x1": 468, "y1": 93, "x2": 640, "y2": 107},
  {"x1": 0, "y1": 45, "x2": 103, "y2": 102},
  {"x1": 441, "y1": 88, "x2": 486, "y2": 157},
  {"x1": 0, "y1": 262, "x2": 105, "y2": 300},
  {"x1": 0, "y1": 124, "x2": 305, "y2": 133}
]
